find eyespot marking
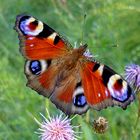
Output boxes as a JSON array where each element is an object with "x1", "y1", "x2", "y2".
[
  {"x1": 19, "y1": 16, "x2": 43, "y2": 36},
  {"x1": 73, "y1": 86, "x2": 87, "y2": 107},
  {"x1": 107, "y1": 74, "x2": 131, "y2": 102},
  {"x1": 113, "y1": 79, "x2": 123, "y2": 91},
  {"x1": 73, "y1": 94, "x2": 87, "y2": 107},
  {"x1": 25, "y1": 60, "x2": 51, "y2": 76},
  {"x1": 29, "y1": 60, "x2": 41, "y2": 75},
  {"x1": 28, "y1": 20, "x2": 38, "y2": 30}
]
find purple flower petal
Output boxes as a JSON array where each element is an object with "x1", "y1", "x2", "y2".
[
  {"x1": 125, "y1": 64, "x2": 140, "y2": 91},
  {"x1": 35, "y1": 110, "x2": 79, "y2": 140}
]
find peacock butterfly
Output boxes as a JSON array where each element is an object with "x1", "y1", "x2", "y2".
[{"x1": 15, "y1": 14, "x2": 134, "y2": 115}]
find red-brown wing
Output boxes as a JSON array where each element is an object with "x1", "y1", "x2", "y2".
[
  {"x1": 15, "y1": 15, "x2": 72, "y2": 99},
  {"x1": 80, "y1": 60, "x2": 134, "y2": 110},
  {"x1": 24, "y1": 59, "x2": 60, "y2": 98},
  {"x1": 25, "y1": 58, "x2": 89, "y2": 115},
  {"x1": 15, "y1": 15, "x2": 71, "y2": 60},
  {"x1": 49, "y1": 69, "x2": 89, "y2": 115}
]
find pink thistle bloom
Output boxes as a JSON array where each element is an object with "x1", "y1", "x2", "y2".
[
  {"x1": 35, "y1": 109, "x2": 80, "y2": 140},
  {"x1": 125, "y1": 64, "x2": 140, "y2": 92}
]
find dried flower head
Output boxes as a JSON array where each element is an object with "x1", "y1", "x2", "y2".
[
  {"x1": 125, "y1": 64, "x2": 140, "y2": 92},
  {"x1": 93, "y1": 117, "x2": 108, "y2": 134},
  {"x1": 35, "y1": 109, "x2": 79, "y2": 140}
]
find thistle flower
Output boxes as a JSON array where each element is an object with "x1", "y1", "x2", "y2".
[
  {"x1": 83, "y1": 49, "x2": 94, "y2": 58},
  {"x1": 93, "y1": 117, "x2": 108, "y2": 134},
  {"x1": 35, "y1": 109, "x2": 79, "y2": 140},
  {"x1": 125, "y1": 64, "x2": 140, "y2": 92}
]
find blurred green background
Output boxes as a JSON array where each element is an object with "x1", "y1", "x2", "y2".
[{"x1": 0, "y1": 0, "x2": 140, "y2": 140}]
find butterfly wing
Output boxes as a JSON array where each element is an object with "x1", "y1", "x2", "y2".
[
  {"x1": 15, "y1": 15, "x2": 134, "y2": 115},
  {"x1": 49, "y1": 65, "x2": 89, "y2": 115},
  {"x1": 24, "y1": 59, "x2": 61, "y2": 97},
  {"x1": 80, "y1": 60, "x2": 134, "y2": 110},
  {"x1": 15, "y1": 15, "x2": 72, "y2": 98},
  {"x1": 15, "y1": 14, "x2": 72, "y2": 60}
]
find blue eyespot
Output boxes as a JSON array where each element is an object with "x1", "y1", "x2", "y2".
[
  {"x1": 29, "y1": 60, "x2": 41, "y2": 75},
  {"x1": 73, "y1": 94, "x2": 87, "y2": 107}
]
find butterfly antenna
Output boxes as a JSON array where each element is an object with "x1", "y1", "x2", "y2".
[{"x1": 81, "y1": 13, "x2": 86, "y2": 46}]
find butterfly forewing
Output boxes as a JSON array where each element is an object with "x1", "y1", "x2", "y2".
[{"x1": 15, "y1": 14, "x2": 71, "y2": 60}]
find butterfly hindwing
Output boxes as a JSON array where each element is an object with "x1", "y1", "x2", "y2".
[
  {"x1": 24, "y1": 59, "x2": 60, "y2": 97},
  {"x1": 80, "y1": 60, "x2": 134, "y2": 110},
  {"x1": 49, "y1": 64, "x2": 89, "y2": 115}
]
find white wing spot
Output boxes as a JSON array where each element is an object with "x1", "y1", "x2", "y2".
[
  {"x1": 105, "y1": 90, "x2": 109, "y2": 97},
  {"x1": 98, "y1": 93, "x2": 101, "y2": 97},
  {"x1": 30, "y1": 44, "x2": 34, "y2": 47},
  {"x1": 98, "y1": 65, "x2": 104, "y2": 75},
  {"x1": 48, "y1": 32, "x2": 57, "y2": 40},
  {"x1": 28, "y1": 37, "x2": 34, "y2": 40}
]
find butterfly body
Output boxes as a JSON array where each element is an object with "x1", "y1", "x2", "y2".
[{"x1": 15, "y1": 15, "x2": 134, "y2": 115}]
